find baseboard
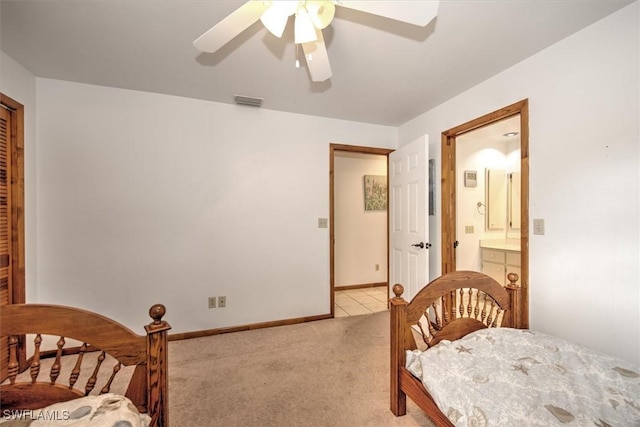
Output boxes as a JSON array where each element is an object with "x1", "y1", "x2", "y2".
[
  {"x1": 334, "y1": 282, "x2": 387, "y2": 291},
  {"x1": 168, "y1": 313, "x2": 333, "y2": 341}
]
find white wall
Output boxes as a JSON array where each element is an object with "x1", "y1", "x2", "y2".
[
  {"x1": 0, "y1": 51, "x2": 38, "y2": 302},
  {"x1": 400, "y1": 3, "x2": 639, "y2": 364},
  {"x1": 334, "y1": 152, "x2": 387, "y2": 287},
  {"x1": 34, "y1": 78, "x2": 397, "y2": 334}
]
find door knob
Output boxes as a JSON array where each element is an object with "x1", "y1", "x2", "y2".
[{"x1": 412, "y1": 242, "x2": 432, "y2": 249}]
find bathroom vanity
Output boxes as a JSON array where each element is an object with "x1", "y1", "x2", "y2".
[{"x1": 480, "y1": 239, "x2": 521, "y2": 286}]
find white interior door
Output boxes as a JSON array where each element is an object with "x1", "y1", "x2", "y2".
[{"x1": 389, "y1": 135, "x2": 430, "y2": 301}]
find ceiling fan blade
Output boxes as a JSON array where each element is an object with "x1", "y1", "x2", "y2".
[
  {"x1": 193, "y1": 1, "x2": 267, "y2": 53},
  {"x1": 302, "y1": 29, "x2": 332, "y2": 82},
  {"x1": 337, "y1": 0, "x2": 440, "y2": 27}
]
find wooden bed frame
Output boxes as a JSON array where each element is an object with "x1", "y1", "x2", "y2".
[
  {"x1": 0, "y1": 303, "x2": 170, "y2": 426},
  {"x1": 390, "y1": 270, "x2": 521, "y2": 426}
]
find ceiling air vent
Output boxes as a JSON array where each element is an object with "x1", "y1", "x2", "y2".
[{"x1": 234, "y1": 95, "x2": 263, "y2": 107}]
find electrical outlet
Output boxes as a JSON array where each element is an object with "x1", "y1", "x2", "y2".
[
  {"x1": 375, "y1": 264, "x2": 379, "y2": 271},
  {"x1": 318, "y1": 218, "x2": 328, "y2": 228},
  {"x1": 208, "y1": 297, "x2": 216, "y2": 309},
  {"x1": 218, "y1": 296, "x2": 226, "y2": 308}
]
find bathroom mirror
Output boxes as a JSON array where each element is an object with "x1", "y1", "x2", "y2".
[
  {"x1": 509, "y1": 171, "x2": 521, "y2": 230},
  {"x1": 486, "y1": 168, "x2": 506, "y2": 230},
  {"x1": 486, "y1": 168, "x2": 521, "y2": 231}
]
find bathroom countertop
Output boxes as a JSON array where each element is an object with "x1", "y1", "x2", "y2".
[{"x1": 480, "y1": 239, "x2": 521, "y2": 252}]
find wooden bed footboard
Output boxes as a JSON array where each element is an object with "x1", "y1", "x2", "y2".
[
  {"x1": 0, "y1": 303, "x2": 170, "y2": 427},
  {"x1": 390, "y1": 271, "x2": 521, "y2": 425}
]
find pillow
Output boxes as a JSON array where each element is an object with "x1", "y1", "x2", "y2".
[{"x1": 1, "y1": 394, "x2": 151, "y2": 427}]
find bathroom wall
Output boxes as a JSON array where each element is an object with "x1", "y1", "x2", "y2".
[{"x1": 455, "y1": 126, "x2": 520, "y2": 272}]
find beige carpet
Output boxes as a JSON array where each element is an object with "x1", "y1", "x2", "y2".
[{"x1": 169, "y1": 311, "x2": 436, "y2": 427}]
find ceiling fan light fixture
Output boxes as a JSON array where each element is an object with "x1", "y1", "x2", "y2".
[
  {"x1": 260, "y1": 11, "x2": 288, "y2": 38},
  {"x1": 294, "y1": 9, "x2": 318, "y2": 44},
  {"x1": 307, "y1": 1, "x2": 335, "y2": 29},
  {"x1": 260, "y1": 1, "x2": 297, "y2": 38}
]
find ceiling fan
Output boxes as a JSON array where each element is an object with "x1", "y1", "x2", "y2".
[{"x1": 193, "y1": 1, "x2": 440, "y2": 82}]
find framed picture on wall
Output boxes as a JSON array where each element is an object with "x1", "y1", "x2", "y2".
[{"x1": 363, "y1": 175, "x2": 387, "y2": 211}]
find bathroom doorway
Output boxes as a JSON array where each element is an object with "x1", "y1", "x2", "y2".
[{"x1": 441, "y1": 100, "x2": 529, "y2": 327}]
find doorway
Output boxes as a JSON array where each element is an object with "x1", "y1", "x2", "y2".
[
  {"x1": 329, "y1": 144, "x2": 393, "y2": 317},
  {"x1": 441, "y1": 100, "x2": 529, "y2": 327}
]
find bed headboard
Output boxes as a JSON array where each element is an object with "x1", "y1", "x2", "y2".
[
  {"x1": 391, "y1": 271, "x2": 521, "y2": 353},
  {"x1": 0, "y1": 303, "x2": 170, "y2": 427}
]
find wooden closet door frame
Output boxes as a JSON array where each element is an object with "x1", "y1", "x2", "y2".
[
  {"x1": 1, "y1": 93, "x2": 26, "y2": 376},
  {"x1": 441, "y1": 99, "x2": 529, "y2": 328},
  {"x1": 0, "y1": 94, "x2": 25, "y2": 305}
]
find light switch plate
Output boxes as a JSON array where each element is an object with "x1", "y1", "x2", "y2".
[{"x1": 533, "y1": 218, "x2": 545, "y2": 235}]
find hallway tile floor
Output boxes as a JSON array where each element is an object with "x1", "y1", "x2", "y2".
[{"x1": 334, "y1": 286, "x2": 389, "y2": 317}]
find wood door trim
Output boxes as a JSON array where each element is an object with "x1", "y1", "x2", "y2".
[
  {"x1": 0, "y1": 93, "x2": 26, "y2": 377},
  {"x1": 441, "y1": 99, "x2": 529, "y2": 328},
  {"x1": 329, "y1": 144, "x2": 393, "y2": 316},
  {"x1": 0, "y1": 94, "x2": 25, "y2": 307}
]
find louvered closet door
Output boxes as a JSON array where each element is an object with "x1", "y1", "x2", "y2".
[{"x1": 0, "y1": 106, "x2": 11, "y2": 380}]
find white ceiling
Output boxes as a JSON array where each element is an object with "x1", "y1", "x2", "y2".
[{"x1": 0, "y1": 0, "x2": 634, "y2": 126}]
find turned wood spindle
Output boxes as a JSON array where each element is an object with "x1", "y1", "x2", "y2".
[
  {"x1": 491, "y1": 309, "x2": 502, "y2": 328},
  {"x1": 433, "y1": 302, "x2": 442, "y2": 330},
  {"x1": 480, "y1": 296, "x2": 489, "y2": 323},
  {"x1": 50, "y1": 336, "x2": 65, "y2": 385},
  {"x1": 443, "y1": 297, "x2": 450, "y2": 324},
  {"x1": 473, "y1": 292, "x2": 481, "y2": 320},
  {"x1": 427, "y1": 314, "x2": 437, "y2": 337},
  {"x1": 30, "y1": 334, "x2": 42, "y2": 384},
  {"x1": 69, "y1": 343, "x2": 87, "y2": 389},
  {"x1": 7, "y1": 335, "x2": 19, "y2": 385},
  {"x1": 101, "y1": 362, "x2": 122, "y2": 394},
  {"x1": 486, "y1": 301, "x2": 495, "y2": 327},
  {"x1": 417, "y1": 321, "x2": 431, "y2": 347},
  {"x1": 85, "y1": 351, "x2": 106, "y2": 395}
]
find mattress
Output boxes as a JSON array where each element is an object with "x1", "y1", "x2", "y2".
[{"x1": 406, "y1": 328, "x2": 640, "y2": 426}]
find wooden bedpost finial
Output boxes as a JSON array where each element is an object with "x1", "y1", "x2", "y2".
[
  {"x1": 505, "y1": 273, "x2": 521, "y2": 329},
  {"x1": 392, "y1": 284, "x2": 404, "y2": 298},
  {"x1": 149, "y1": 304, "x2": 166, "y2": 325}
]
